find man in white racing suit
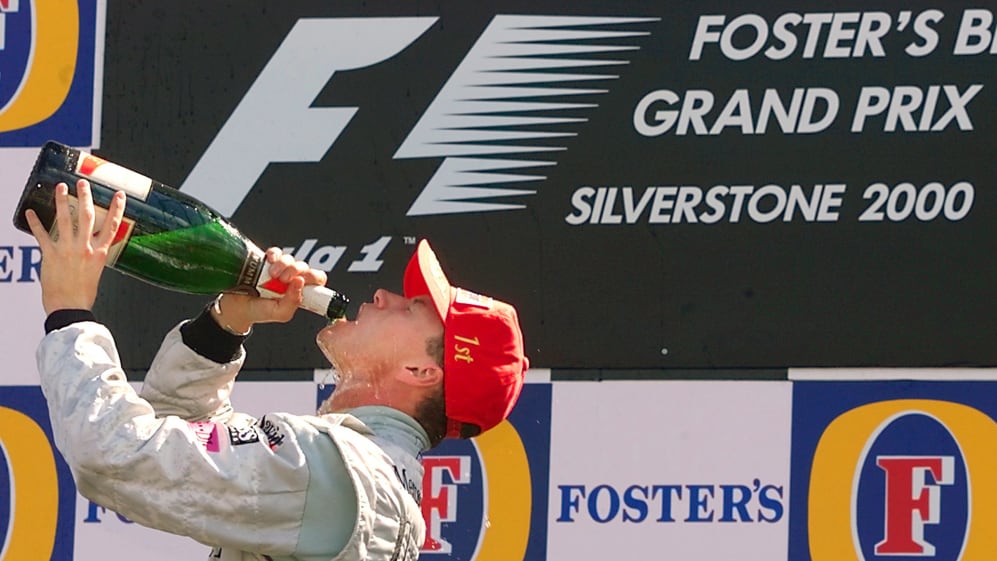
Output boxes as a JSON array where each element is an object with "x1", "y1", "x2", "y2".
[{"x1": 25, "y1": 180, "x2": 528, "y2": 560}]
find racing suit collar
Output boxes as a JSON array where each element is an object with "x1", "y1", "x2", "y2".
[{"x1": 348, "y1": 405, "x2": 431, "y2": 455}]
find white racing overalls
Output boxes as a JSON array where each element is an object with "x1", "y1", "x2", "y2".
[{"x1": 37, "y1": 320, "x2": 427, "y2": 561}]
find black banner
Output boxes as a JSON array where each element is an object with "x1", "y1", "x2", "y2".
[{"x1": 92, "y1": 0, "x2": 997, "y2": 370}]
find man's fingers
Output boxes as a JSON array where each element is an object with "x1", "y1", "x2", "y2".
[
  {"x1": 304, "y1": 267, "x2": 328, "y2": 287},
  {"x1": 279, "y1": 260, "x2": 309, "y2": 283},
  {"x1": 275, "y1": 277, "x2": 305, "y2": 320},
  {"x1": 266, "y1": 253, "x2": 289, "y2": 279},
  {"x1": 268, "y1": 249, "x2": 328, "y2": 286},
  {"x1": 75, "y1": 180, "x2": 97, "y2": 240},
  {"x1": 94, "y1": 191, "x2": 127, "y2": 249},
  {"x1": 53, "y1": 183, "x2": 73, "y2": 241},
  {"x1": 23, "y1": 209, "x2": 51, "y2": 251},
  {"x1": 265, "y1": 247, "x2": 284, "y2": 262},
  {"x1": 266, "y1": 252, "x2": 322, "y2": 286}
]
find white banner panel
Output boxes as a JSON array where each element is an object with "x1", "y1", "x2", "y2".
[
  {"x1": 74, "y1": 501, "x2": 208, "y2": 560},
  {"x1": 230, "y1": 380, "x2": 320, "y2": 418},
  {"x1": 547, "y1": 381, "x2": 792, "y2": 561},
  {"x1": 0, "y1": 149, "x2": 47, "y2": 385}
]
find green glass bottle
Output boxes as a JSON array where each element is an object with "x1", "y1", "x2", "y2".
[{"x1": 12, "y1": 141, "x2": 348, "y2": 320}]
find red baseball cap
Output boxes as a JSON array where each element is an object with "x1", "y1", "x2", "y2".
[{"x1": 403, "y1": 240, "x2": 529, "y2": 438}]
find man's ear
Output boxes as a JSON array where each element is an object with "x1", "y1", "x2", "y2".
[{"x1": 399, "y1": 363, "x2": 444, "y2": 388}]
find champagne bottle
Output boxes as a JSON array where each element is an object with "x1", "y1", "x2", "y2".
[{"x1": 12, "y1": 141, "x2": 348, "y2": 320}]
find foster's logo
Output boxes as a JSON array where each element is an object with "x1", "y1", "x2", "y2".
[
  {"x1": 0, "y1": 387, "x2": 76, "y2": 561},
  {"x1": 0, "y1": 0, "x2": 102, "y2": 147},
  {"x1": 790, "y1": 382, "x2": 997, "y2": 561}
]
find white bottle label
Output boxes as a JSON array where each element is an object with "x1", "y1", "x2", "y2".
[{"x1": 75, "y1": 152, "x2": 153, "y2": 201}]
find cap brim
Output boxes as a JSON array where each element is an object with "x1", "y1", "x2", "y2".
[{"x1": 403, "y1": 239, "x2": 453, "y2": 323}]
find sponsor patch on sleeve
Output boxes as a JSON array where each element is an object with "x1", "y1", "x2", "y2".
[
  {"x1": 188, "y1": 422, "x2": 222, "y2": 453},
  {"x1": 227, "y1": 424, "x2": 262, "y2": 446},
  {"x1": 258, "y1": 415, "x2": 286, "y2": 450}
]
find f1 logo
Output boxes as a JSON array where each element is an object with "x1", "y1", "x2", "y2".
[
  {"x1": 182, "y1": 17, "x2": 438, "y2": 216},
  {"x1": 181, "y1": 15, "x2": 654, "y2": 217},
  {"x1": 421, "y1": 455, "x2": 471, "y2": 554},
  {"x1": 875, "y1": 455, "x2": 954, "y2": 556}
]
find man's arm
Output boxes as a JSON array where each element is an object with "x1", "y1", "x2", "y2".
[
  {"x1": 139, "y1": 309, "x2": 248, "y2": 422},
  {"x1": 139, "y1": 255, "x2": 326, "y2": 421},
  {"x1": 37, "y1": 321, "x2": 356, "y2": 556},
  {"x1": 27, "y1": 181, "x2": 355, "y2": 555}
]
